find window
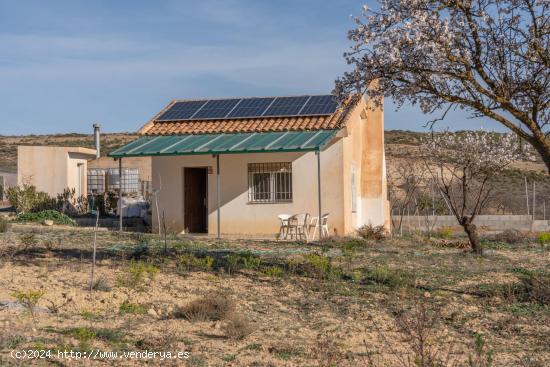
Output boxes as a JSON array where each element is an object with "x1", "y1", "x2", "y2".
[{"x1": 248, "y1": 163, "x2": 292, "y2": 203}]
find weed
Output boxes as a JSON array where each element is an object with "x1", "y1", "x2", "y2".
[
  {"x1": 223, "y1": 313, "x2": 255, "y2": 340},
  {"x1": 357, "y1": 224, "x2": 387, "y2": 241},
  {"x1": 119, "y1": 300, "x2": 146, "y2": 315},
  {"x1": 80, "y1": 311, "x2": 100, "y2": 320},
  {"x1": 468, "y1": 333, "x2": 493, "y2": 367},
  {"x1": 12, "y1": 289, "x2": 44, "y2": 320},
  {"x1": 434, "y1": 226, "x2": 454, "y2": 239},
  {"x1": 91, "y1": 276, "x2": 111, "y2": 292},
  {"x1": 16, "y1": 210, "x2": 76, "y2": 226},
  {"x1": 263, "y1": 265, "x2": 285, "y2": 278},
  {"x1": 226, "y1": 254, "x2": 241, "y2": 275},
  {"x1": 242, "y1": 253, "x2": 262, "y2": 270},
  {"x1": 174, "y1": 293, "x2": 235, "y2": 322},
  {"x1": 245, "y1": 343, "x2": 262, "y2": 351},
  {"x1": 176, "y1": 254, "x2": 214, "y2": 275},
  {"x1": 538, "y1": 232, "x2": 550, "y2": 246},
  {"x1": 70, "y1": 327, "x2": 96, "y2": 349},
  {"x1": 312, "y1": 332, "x2": 345, "y2": 367},
  {"x1": 117, "y1": 261, "x2": 159, "y2": 289},
  {"x1": 0, "y1": 217, "x2": 8, "y2": 233},
  {"x1": 20, "y1": 233, "x2": 38, "y2": 249},
  {"x1": 363, "y1": 266, "x2": 412, "y2": 290},
  {"x1": 302, "y1": 253, "x2": 341, "y2": 279}
]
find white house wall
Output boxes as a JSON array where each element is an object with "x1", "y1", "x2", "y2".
[{"x1": 151, "y1": 139, "x2": 345, "y2": 237}]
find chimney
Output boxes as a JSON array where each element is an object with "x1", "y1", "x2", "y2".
[{"x1": 93, "y1": 123, "x2": 101, "y2": 159}]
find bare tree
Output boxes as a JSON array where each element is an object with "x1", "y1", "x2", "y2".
[
  {"x1": 336, "y1": 0, "x2": 550, "y2": 172},
  {"x1": 422, "y1": 130, "x2": 523, "y2": 253},
  {"x1": 388, "y1": 159, "x2": 427, "y2": 233}
]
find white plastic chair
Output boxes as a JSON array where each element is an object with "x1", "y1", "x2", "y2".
[
  {"x1": 308, "y1": 213, "x2": 330, "y2": 240},
  {"x1": 277, "y1": 214, "x2": 292, "y2": 240},
  {"x1": 287, "y1": 213, "x2": 310, "y2": 241}
]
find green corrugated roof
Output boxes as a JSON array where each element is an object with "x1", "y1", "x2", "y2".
[{"x1": 108, "y1": 130, "x2": 338, "y2": 158}]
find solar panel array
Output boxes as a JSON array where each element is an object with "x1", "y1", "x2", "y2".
[{"x1": 156, "y1": 95, "x2": 338, "y2": 121}]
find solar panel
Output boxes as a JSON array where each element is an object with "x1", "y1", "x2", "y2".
[
  {"x1": 299, "y1": 95, "x2": 338, "y2": 115},
  {"x1": 227, "y1": 97, "x2": 275, "y2": 118},
  {"x1": 192, "y1": 98, "x2": 241, "y2": 119},
  {"x1": 262, "y1": 96, "x2": 310, "y2": 117},
  {"x1": 154, "y1": 95, "x2": 339, "y2": 121},
  {"x1": 156, "y1": 100, "x2": 207, "y2": 121}
]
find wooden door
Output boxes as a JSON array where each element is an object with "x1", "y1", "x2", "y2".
[{"x1": 184, "y1": 168, "x2": 208, "y2": 233}]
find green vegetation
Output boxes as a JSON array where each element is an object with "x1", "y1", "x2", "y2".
[
  {"x1": 119, "y1": 300, "x2": 147, "y2": 315},
  {"x1": 538, "y1": 232, "x2": 550, "y2": 246},
  {"x1": 116, "y1": 261, "x2": 159, "y2": 289},
  {"x1": 16, "y1": 210, "x2": 76, "y2": 226}
]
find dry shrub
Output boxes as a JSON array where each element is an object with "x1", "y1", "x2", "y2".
[
  {"x1": 0, "y1": 217, "x2": 9, "y2": 233},
  {"x1": 357, "y1": 224, "x2": 387, "y2": 241},
  {"x1": 494, "y1": 229, "x2": 526, "y2": 244},
  {"x1": 175, "y1": 292, "x2": 235, "y2": 322},
  {"x1": 312, "y1": 332, "x2": 346, "y2": 367},
  {"x1": 223, "y1": 313, "x2": 255, "y2": 340}
]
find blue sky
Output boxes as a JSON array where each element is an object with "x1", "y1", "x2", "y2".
[{"x1": 0, "y1": 0, "x2": 500, "y2": 136}]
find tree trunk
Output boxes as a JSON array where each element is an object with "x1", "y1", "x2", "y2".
[
  {"x1": 462, "y1": 220, "x2": 482, "y2": 254},
  {"x1": 529, "y1": 134, "x2": 550, "y2": 175}
]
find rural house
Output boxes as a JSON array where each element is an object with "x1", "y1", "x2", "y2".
[{"x1": 109, "y1": 94, "x2": 389, "y2": 237}]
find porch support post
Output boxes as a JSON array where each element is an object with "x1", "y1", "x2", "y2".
[
  {"x1": 118, "y1": 158, "x2": 123, "y2": 233},
  {"x1": 216, "y1": 154, "x2": 221, "y2": 239},
  {"x1": 316, "y1": 149, "x2": 322, "y2": 240}
]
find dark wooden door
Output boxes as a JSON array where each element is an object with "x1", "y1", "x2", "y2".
[{"x1": 184, "y1": 168, "x2": 208, "y2": 233}]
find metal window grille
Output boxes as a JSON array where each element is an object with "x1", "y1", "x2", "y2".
[
  {"x1": 248, "y1": 163, "x2": 292, "y2": 203},
  {"x1": 87, "y1": 169, "x2": 106, "y2": 194},
  {"x1": 107, "y1": 168, "x2": 140, "y2": 194}
]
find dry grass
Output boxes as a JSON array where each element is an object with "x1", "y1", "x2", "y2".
[{"x1": 0, "y1": 225, "x2": 548, "y2": 366}]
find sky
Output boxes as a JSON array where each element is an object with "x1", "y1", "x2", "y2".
[{"x1": 0, "y1": 0, "x2": 502, "y2": 136}]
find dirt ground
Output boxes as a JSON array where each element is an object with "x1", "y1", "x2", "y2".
[{"x1": 0, "y1": 224, "x2": 549, "y2": 366}]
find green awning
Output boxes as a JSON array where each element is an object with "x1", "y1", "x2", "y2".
[{"x1": 108, "y1": 130, "x2": 338, "y2": 158}]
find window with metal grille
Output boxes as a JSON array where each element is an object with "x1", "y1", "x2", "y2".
[{"x1": 248, "y1": 163, "x2": 292, "y2": 203}]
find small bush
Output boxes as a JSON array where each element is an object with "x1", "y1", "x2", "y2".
[
  {"x1": 91, "y1": 276, "x2": 111, "y2": 292},
  {"x1": 434, "y1": 226, "x2": 453, "y2": 239},
  {"x1": 226, "y1": 254, "x2": 241, "y2": 274},
  {"x1": 223, "y1": 314, "x2": 255, "y2": 340},
  {"x1": 6, "y1": 185, "x2": 54, "y2": 214},
  {"x1": 357, "y1": 224, "x2": 387, "y2": 241},
  {"x1": 363, "y1": 266, "x2": 411, "y2": 290},
  {"x1": 538, "y1": 232, "x2": 550, "y2": 246},
  {"x1": 176, "y1": 254, "x2": 214, "y2": 275},
  {"x1": 174, "y1": 293, "x2": 235, "y2": 322},
  {"x1": 0, "y1": 217, "x2": 9, "y2": 233},
  {"x1": 494, "y1": 229, "x2": 525, "y2": 244},
  {"x1": 514, "y1": 269, "x2": 550, "y2": 305},
  {"x1": 263, "y1": 266, "x2": 285, "y2": 278},
  {"x1": 20, "y1": 233, "x2": 38, "y2": 249},
  {"x1": 16, "y1": 210, "x2": 76, "y2": 226},
  {"x1": 302, "y1": 253, "x2": 338, "y2": 279},
  {"x1": 242, "y1": 253, "x2": 262, "y2": 270},
  {"x1": 119, "y1": 300, "x2": 146, "y2": 315},
  {"x1": 117, "y1": 261, "x2": 159, "y2": 289},
  {"x1": 12, "y1": 290, "x2": 44, "y2": 320}
]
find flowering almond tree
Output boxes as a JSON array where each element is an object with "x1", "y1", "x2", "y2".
[
  {"x1": 335, "y1": 0, "x2": 550, "y2": 172},
  {"x1": 422, "y1": 131, "x2": 523, "y2": 253}
]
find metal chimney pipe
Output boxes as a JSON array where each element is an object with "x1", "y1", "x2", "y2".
[{"x1": 93, "y1": 123, "x2": 101, "y2": 159}]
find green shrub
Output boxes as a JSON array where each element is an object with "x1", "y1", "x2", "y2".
[
  {"x1": 117, "y1": 261, "x2": 159, "y2": 289},
  {"x1": 303, "y1": 253, "x2": 332, "y2": 278},
  {"x1": 263, "y1": 266, "x2": 285, "y2": 278},
  {"x1": 363, "y1": 266, "x2": 411, "y2": 290},
  {"x1": 12, "y1": 290, "x2": 44, "y2": 320},
  {"x1": 242, "y1": 253, "x2": 262, "y2": 270},
  {"x1": 357, "y1": 224, "x2": 387, "y2": 241},
  {"x1": 538, "y1": 232, "x2": 550, "y2": 246},
  {"x1": 119, "y1": 300, "x2": 146, "y2": 315},
  {"x1": 434, "y1": 226, "x2": 453, "y2": 239},
  {"x1": 226, "y1": 254, "x2": 241, "y2": 275},
  {"x1": 176, "y1": 254, "x2": 214, "y2": 275},
  {"x1": 6, "y1": 185, "x2": 54, "y2": 214},
  {"x1": 0, "y1": 217, "x2": 8, "y2": 233},
  {"x1": 16, "y1": 210, "x2": 76, "y2": 226}
]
